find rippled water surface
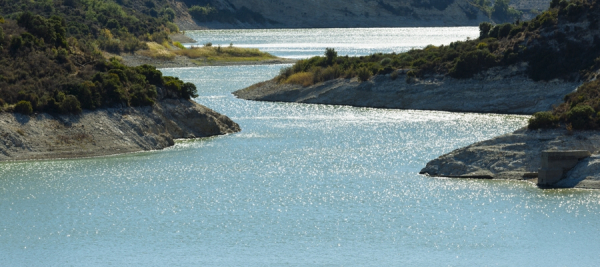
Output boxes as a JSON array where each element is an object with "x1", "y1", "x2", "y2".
[
  {"x1": 2, "y1": 29, "x2": 600, "y2": 266},
  {"x1": 185, "y1": 27, "x2": 480, "y2": 59}
]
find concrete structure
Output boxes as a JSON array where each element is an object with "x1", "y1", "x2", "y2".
[{"x1": 538, "y1": 150, "x2": 591, "y2": 186}]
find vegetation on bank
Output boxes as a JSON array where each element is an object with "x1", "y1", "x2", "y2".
[
  {"x1": 273, "y1": 0, "x2": 600, "y2": 131},
  {"x1": 529, "y1": 80, "x2": 600, "y2": 131},
  {"x1": 470, "y1": 0, "x2": 523, "y2": 22},
  {"x1": 0, "y1": 0, "x2": 181, "y2": 54},
  {"x1": 0, "y1": 13, "x2": 197, "y2": 115},
  {"x1": 186, "y1": 2, "x2": 273, "y2": 25},
  {"x1": 137, "y1": 41, "x2": 276, "y2": 63},
  {"x1": 279, "y1": 0, "x2": 599, "y2": 87}
]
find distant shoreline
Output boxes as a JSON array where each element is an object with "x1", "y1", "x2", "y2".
[
  {"x1": 112, "y1": 33, "x2": 297, "y2": 68},
  {"x1": 120, "y1": 53, "x2": 297, "y2": 68}
]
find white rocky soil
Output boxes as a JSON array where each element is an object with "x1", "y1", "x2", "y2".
[
  {"x1": 0, "y1": 98, "x2": 240, "y2": 161},
  {"x1": 234, "y1": 63, "x2": 579, "y2": 115}
]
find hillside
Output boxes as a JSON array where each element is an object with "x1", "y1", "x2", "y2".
[
  {"x1": 0, "y1": 1, "x2": 198, "y2": 113},
  {"x1": 0, "y1": 1, "x2": 241, "y2": 160},
  {"x1": 236, "y1": 0, "x2": 600, "y2": 129},
  {"x1": 177, "y1": 0, "x2": 535, "y2": 29}
]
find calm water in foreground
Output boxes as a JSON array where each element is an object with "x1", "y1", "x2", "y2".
[{"x1": 2, "y1": 28, "x2": 600, "y2": 266}]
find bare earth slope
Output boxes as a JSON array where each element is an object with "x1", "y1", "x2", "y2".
[
  {"x1": 234, "y1": 64, "x2": 579, "y2": 115},
  {"x1": 0, "y1": 98, "x2": 240, "y2": 161}
]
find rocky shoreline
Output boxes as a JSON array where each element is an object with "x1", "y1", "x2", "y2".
[
  {"x1": 234, "y1": 63, "x2": 600, "y2": 189},
  {"x1": 0, "y1": 98, "x2": 240, "y2": 162},
  {"x1": 420, "y1": 128, "x2": 600, "y2": 189},
  {"x1": 234, "y1": 64, "x2": 579, "y2": 115}
]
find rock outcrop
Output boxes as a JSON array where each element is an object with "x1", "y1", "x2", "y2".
[
  {"x1": 420, "y1": 128, "x2": 600, "y2": 189},
  {"x1": 0, "y1": 98, "x2": 240, "y2": 161},
  {"x1": 234, "y1": 64, "x2": 579, "y2": 115}
]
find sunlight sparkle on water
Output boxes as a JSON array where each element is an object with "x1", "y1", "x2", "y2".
[{"x1": 2, "y1": 28, "x2": 600, "y2": 266}]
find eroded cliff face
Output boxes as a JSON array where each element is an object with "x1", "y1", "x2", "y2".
[{"x1": 0, "y1": 99, "x2": 240, "y2": 161}]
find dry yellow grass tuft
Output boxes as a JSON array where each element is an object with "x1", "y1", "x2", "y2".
[
  {"x1": 136, "y1": 42, "x2": 277, "y2": 63},
  {"x1": 137, "y1": 42, "x2": 176, "y2": 60},
  {"x1": 284, "y1": 72, "x2": 314, "y2": 87},
  {"x1": 174, "y1": 46, "x2": 275, "y2": 61}
]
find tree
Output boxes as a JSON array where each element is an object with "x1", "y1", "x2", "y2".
[
  {"x1": 325, "y1": 48, "x2": 337, "y2": 64},
  {"x1": 479, "y1": 22, "x2": 492, "y2": 39}
]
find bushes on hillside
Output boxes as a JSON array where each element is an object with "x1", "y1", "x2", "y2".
[
  {"x1": 449, "y1": 50, "x2": 497, "y2": 78},
  {"x1": 528, "y1": 112, "x2": 559, "y2": 129},
  {"x1": 528, "y1": 80, "x2": 600, "y2": 131},
  {"x1": 189, "y1": 4, "x2": 271, "y2": 24},
  {"x1": 0, "y1": 16, "x2": 197, "y2": 115},
  {"x1": 15, "y1": 101, "x2": 33, "y2": 115},
  {"x1": 567, "y1": 105, "x2": 595, "y2": 129}
]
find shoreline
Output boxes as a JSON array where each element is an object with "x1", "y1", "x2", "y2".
[
  {"x1": 420, "y1": 128, "x2": 600, "y2": 190},
  {"x1": 0, "y1": 98, "x2": 240, "y2": 162},
  {"x1": 120, "y1": 53, "x2": 296, "y2": 68},
  {"x1": 234, "y1": 65, "x2": 579, "y2": 115}
]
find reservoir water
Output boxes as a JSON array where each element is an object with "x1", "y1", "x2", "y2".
[{"x1": 2, "y1": 28, "x2": 600, "y2": 266}]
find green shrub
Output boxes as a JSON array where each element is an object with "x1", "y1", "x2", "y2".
[
  {"x1": 479, "y1": 22, "x2": 492, "y2": 39},
  {"x1": 59, "y1": 95, "x2": 82, "y2": 114},
  {"x1": 497, "y1": 23, "x2": 514, "y2": 39},
  {"x1": 380, "y1": 57, "x2": 392, "y2": 66},
  {"x1": 450, "y1": 50, "x2": 497, "y2": 78},
  {"x1": 325, "y1": 48, "x2": 337, "y2": 64},
  {"x1": 181, "y1": 83, "x2": 199, "y2": 99},
  {"x1": 509, "y1": 25, "x2": 524, "y2": 37},
  {"x1": 476, "y1": 42, "x2": 488, "y2": 50},
  {"x1": 567, "y1": 105, "x2": 595, "y2": 130},
  {"x1": 189, "y1": 5, "x2": 217, "y2": 22},
  {"x1": 488, "y1": 25, "x2": 500, "y2": 38},
  {"x1": 528, "y1": 111, "x2": 559, "y2": 129},
  {"x1": 15, "y1": 100, "x2": 33, "y2": 115},
  {"x1": 411, "y1": 58, "x2": 428, "y2": 68},
  {"x1": 357, "y1": 67, "x2": 372, "y2": 82},
  {"x1": 166, "y1": 22, "x2": 179, "y2": 34}
]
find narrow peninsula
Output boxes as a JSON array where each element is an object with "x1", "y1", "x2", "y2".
[{"x1": 235, "y1": 0, "x2": 600, "y2": 189}]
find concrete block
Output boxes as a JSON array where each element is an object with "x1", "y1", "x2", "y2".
[{"x1": 538, "y1": 150, "x2": 591, "y2": 186}]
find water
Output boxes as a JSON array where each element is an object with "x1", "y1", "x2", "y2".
[
  {"x1": 184, "y1": 27, "x2": 480, "y2": 59},
  {"x1": 2, "y1": 28, "x2": 600, "y2": 266}
]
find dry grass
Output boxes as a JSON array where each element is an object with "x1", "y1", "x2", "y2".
[
  {"x1": 174, "y1": 46, "x2": 275, "y2": 61},
  {"x1": 136, "y1": 42, "x2": 277, "y2": 63},
  {"x1": 284, "y1": 72, "x2": 314, "y2": 87},
  {"x1": 137, "y1": 42, "x2": 176, "y2": 60}
]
